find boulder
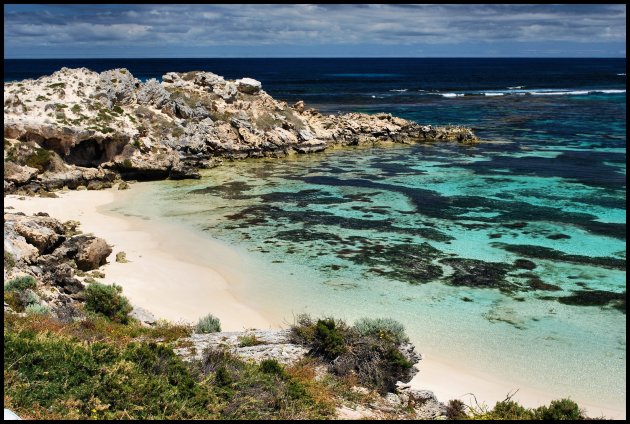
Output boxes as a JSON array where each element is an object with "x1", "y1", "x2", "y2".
[
  {"x1": 130, "y1": 306, "x2": 157, "y2": 326},
  {"x1": 137, "y1": 78, "x2": 170, "y2": 107},
  {"x1": 57, "y1": 235, "x2": 112, "y2": 271},
  {"x1": 74, "y1": 237, "x2": 112, "y2": 271},
  {"x1": 3, "y1": 163, "x2": 39, "y2": 185},
  {"x1": 236, "y1": 78, "x2": 262, "y2": 94},
  {"x1": 13, "y1": 215, "x2": 66, "y2": 254}
]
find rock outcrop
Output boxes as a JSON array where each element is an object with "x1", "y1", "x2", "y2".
[
  {"x1": 4, "y1": 212, "x2": 112, "y2": 309},
  {"x1": 4, "y1": 67, "x2": 478, "y2": 194},
  {"x1": 174, "y1": 329, "x2": 309, "y2": 366}
]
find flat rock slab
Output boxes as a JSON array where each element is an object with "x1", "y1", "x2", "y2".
[{"x1": 174, "y1": 329, "x2": 309, "y2": 365}]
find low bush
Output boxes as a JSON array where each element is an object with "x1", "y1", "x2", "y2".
[
  {"x1": 259, "y1": 359, "x2": 286, "y2": 377},
  {"x1": 291, "y1": 314, "x2": 414, "y2": 393},
  {"x1": 353, "y1": 317, "x2": 409, "y2": 344},
  {"x1": 25, "y1": 304, "x2": 50, "y2": 316},
  {"x1": 534, "y1": 398, "x2": 583, "y2": 420},
  {"x1": 84, "y1": 282, "x2": 132, "y2": 324},
  {"x1": 238, "y1": 333, "x2": 264, "y2": 347},
  {"x1": 4, "y1": 249, "x2": 16, "y2": 270},
  {"x1": 4, "y1": 275, "x2": 37, "y2": 292},
  {"x1": 196, "y1": 313, "x2": 221, "y2": 334},
  {"x1": 461, "y1": 396, "x2": 588, "y2": 420}
]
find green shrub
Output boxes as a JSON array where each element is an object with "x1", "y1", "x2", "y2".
[
  {"x1": 112, "y1": 105, "x2": 124, "y2": 114},
  {"x1": 196, "y1": 313, "x2": 221, "y2": 334},
  {"x1": 291, "y1": 314, "x2": 415, "y2": 394},
  {"x1": 47, "y1": 82, "x2": 65, "y2": 89},
  {"x1": 4, "y1": 330, "x2": 218, "y2": 419},
  {"x1": 353, "y1": 317, "x2": 409, "y2": 344},
  {"x1": 25, "y1": 304, "x2": 50, "y2": 315},
  {"x1": 24, "y1": 148, "x2": 52, "y2": 172},
  {"x1": 445, "y1": 399, "x2": 467, "y2": 420},
  {"x1": 4, "y1": 249, "x2": 16, "y2": 270},
  {"x1": 36, "y1": 95, "x2": 49, "y2": 101},
  {"x1": 314, "y1": 318, "x2": 347, "y2": 359},
  {"x1": 490, "y1": 400, "x2": 535, "y2": 419},
  {"x1": 85, "y1": 282, "x2": 132, "y2": 324},
  {"x1": 534, "y1": 398, "x2": 583, "y2": 420},
  {"x1": 238, "y1": 333, "x2": 264, "y2": 347},
  {"x1": 259, "y1": 359, "x2": 285, "y2": 377},
  {"x1": 4, "y1": 275, "x2": 37, "y2": 292},
  {"x1": 71, "y1": 104, "x2": 82, "y2": 113}
]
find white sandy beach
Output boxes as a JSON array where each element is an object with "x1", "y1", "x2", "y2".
[{"x1": 3, "y1": 185, "x2": 624, "y2": 419}]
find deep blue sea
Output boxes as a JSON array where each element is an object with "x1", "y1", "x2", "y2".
[{"x1": 5, "y1": 58, "x2": 626, "y2": 413}]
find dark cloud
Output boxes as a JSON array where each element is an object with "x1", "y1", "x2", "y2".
[{"x1": 3, "y1": 4, "x2": 626, "y2": 57}]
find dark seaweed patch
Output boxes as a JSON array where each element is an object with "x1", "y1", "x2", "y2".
[
  {"x1": 446, "y1": 151, "x2": 626, "y2": 189},
  {"x1": 514, "y1": 259, "x2": 537, "y2": 270},
  {"x1": 439, "y1": 258, "x2": 515, "y2": 292},
  {"x1": 299, "y1": 175, "x2": 624, "y2": 240},
  {"x1": 189, "y1": 181, "x2": 255, "y2": 199},
  {"x1": 557, "y1": 290, "x2": 625, "y2": 313},
  {"x1": 546, "y1": 233, "x2": 571, "y2": 240},
  {"x1": 495, "y1": 243, "x2": 626, "y2": 270},
  {"x1": 525, "y1": 275, "x2": 562, "y2": 291},
  {"x1": 340, "y1": 242, "x2": 445, "y2": 284}
]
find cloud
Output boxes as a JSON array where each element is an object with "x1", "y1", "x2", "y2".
[{"x1": 3, "y1": 4, "x2": 626, "y2": 57}]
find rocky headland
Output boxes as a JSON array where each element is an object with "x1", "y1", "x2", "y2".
[{"x1": 4, "y1": 67, "x2": 477, "y2": 194}]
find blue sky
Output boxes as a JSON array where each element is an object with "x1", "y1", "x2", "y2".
[{"x1": 4, "y1": 4, "x2": 626, "y2": 58}]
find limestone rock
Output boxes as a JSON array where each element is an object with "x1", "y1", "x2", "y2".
[
  {"x1": 137, "y1": 78, "x2": 170, "y2": 107},
  {"x1": 13, "y1": 214, "x2": 66, "y2": 254},
  {"x1": 130, "y1": 306, "x2": 157, "y2": 326},
  {"x1": 4, "y1": 163, "x2": 39, "y2": 185},
  {"x1": 174, "y1": 329, "x2": 308, "y2": 366},
  {"x1": 236, "y1": 78, "x2": 262, "y2": 94},
  {"x1": 74, "y1": 237, "x2": 112, "y2": 271}
]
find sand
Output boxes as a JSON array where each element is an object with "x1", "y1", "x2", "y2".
[
  {"x1": 4, "y1": 185, "x2": 274, "y2": 331},
  {"x1": 4, "y1": 185, "x2": 624, "y2": 419}
]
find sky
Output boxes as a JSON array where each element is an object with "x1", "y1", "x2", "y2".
[{"x1": 3, "y1": 4, "x2": 627, "y2": 58}]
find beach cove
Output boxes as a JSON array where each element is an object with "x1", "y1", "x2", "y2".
[{"x1": 5, "y1": 178, "x2": 625, "y2": 419}]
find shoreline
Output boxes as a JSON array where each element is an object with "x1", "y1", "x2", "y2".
[{"x1": 3, "y1": 186, "x2": 625, "y2": 419}]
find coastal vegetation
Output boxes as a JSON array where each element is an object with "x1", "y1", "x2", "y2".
[
  {"x1": 4, "y1": 306, "x2": 595, "y2": 420},
  {"x1": 196, "y1": 313, "x2": 222, "y2": 333}
]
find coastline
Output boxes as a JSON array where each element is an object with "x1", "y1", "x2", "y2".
[{"x1": 3, "y1": 185, "x2": 625, "y2": 419}]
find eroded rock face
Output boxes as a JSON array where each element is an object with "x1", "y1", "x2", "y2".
[
  {"x1": 12, "y1": 214, "x2": 66, "y2": 254},
  {"x1": 4, "y1": 67, "x2": 478, "y2": 193}
]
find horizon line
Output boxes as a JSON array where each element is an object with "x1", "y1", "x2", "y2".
[{"x1": 4, "y1": 56, "x2": 627, "y2": 60}]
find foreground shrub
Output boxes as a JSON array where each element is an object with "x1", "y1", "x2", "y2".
[
  {"x1": 314, "y1": 318, "x2": 347, "y2": 359},
  {"x1": 24, "y1": 303, "x2": 50, "y2": 316},
  {"x1": 291, "y1": 314, "x2": 414, "y2": 394},
  {"x1": 196, "y1": 313, "x2": 221, "y2": 333},
  {"x1": 84, "y1": 282, "x2": 132, "y2": 324},
  {"x1": 461, "y1": 396, "x2": 589, "y2": 420},
  {"x1": 353, "y1": 317, "x2": 409, "y2": 344},
  {"x1": 4, "y1": 275, "x2": 37, "y2": 292},
  {"x1": 196, "y1": 347, "x2": 333, "y2": 419},
  {"x1": 534, "y1": 398, "x2": 583, "y2": 420},
  {"x1": 445, "y1": 399, "x2": 467, "y2": 420},
  {"x1": 490, "y1": 400, "x2": 535, "y2": 419},
  {"x1": 4, "y1": 330, "x2": 218, "y2": 419}
]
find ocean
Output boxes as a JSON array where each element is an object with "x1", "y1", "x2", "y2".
[{"x1": 4, "y1": 58, "x2": 626, "y2": 412}]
